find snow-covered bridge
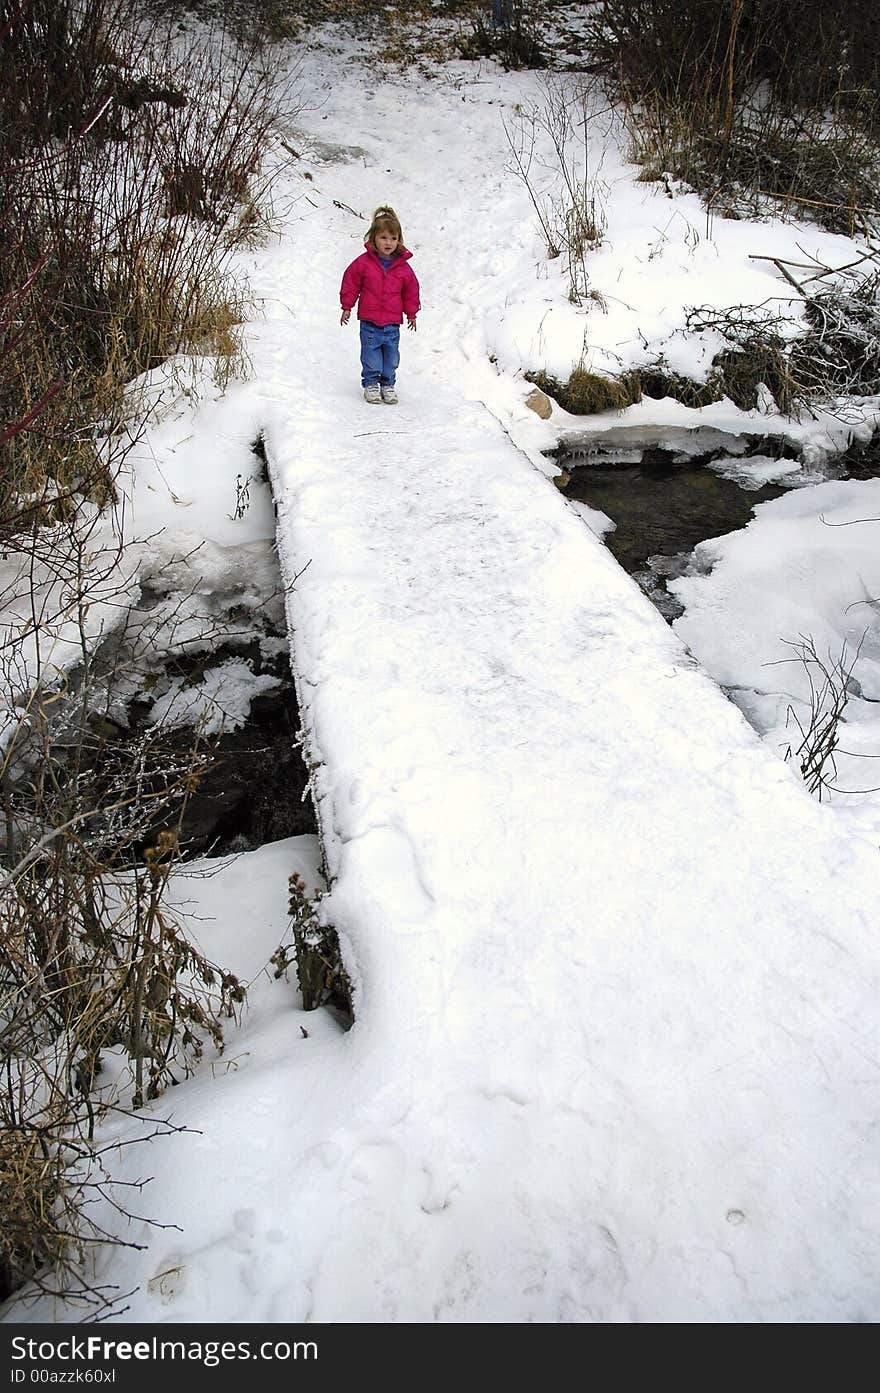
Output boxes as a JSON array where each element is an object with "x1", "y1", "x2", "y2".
[
  {"x1": 221, "y1": 37, "x2": 880, "y2": 1320},
  {"x1": 256, "y1": 350, "x2": 880, "y2": 1319}
]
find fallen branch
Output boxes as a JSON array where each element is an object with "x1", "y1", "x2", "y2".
[
  {"x1": 757, "y1": 188, "x2": 880, "y2": 218},
  {"x1": 748, "y1": 255, "x2": 807, "y2": 295}
]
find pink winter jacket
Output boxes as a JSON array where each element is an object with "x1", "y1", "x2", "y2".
[{"x1": 339, "y1": 244, "x2": 420, "y2": 326}]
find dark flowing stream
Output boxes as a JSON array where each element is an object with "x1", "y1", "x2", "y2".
[
  {"x1": 154, "y1": 662, "x2": 316, "y2": 858},
  {"x1": 120, "y1": 431, "x2": 880, "y2": 855},
  {"x1": 565, "y1": 456, "x2": 787, "y2": 572},
  {"x1": 558, "y1": 432, "x2": 880, "y2": 620}
]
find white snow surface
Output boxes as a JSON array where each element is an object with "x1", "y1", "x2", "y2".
[{"x1": 6, "y1": 18, "x2": 880, "y2": 1325}]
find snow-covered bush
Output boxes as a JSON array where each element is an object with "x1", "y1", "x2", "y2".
[
  {"x1": 274, "y1": 873, "x2": 351, "y2": 1016},
  {"x1": 791, "y1": 289, "x2": 880, "y2": 399}
]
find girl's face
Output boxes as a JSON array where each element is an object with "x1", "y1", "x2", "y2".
[{"x1": 374, "y1": 228, "x2": 399, "y2": 257}]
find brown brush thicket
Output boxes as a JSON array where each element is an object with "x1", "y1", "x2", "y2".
[
  {"x1": 0, "y1": 477, "x2": 258, "y2": 1309},
  {"x1": 585, "y1": 0, "x2": 880, "y2": 233},
  {"x1": 0, "y1": 0, "x2": 297, "y2": 1311},
  {"x1": 0, "y1": 0, "x2": 292, "y2": 529}
]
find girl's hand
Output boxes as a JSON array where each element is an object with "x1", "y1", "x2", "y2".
[
  {"x1": 407, "y1": 316, "x2": 417, "y2": 332},
  {"x1": 340, "y1": 309, "x2": 351, "y2": 325}
]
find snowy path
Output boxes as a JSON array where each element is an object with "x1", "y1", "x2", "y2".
[
  {"x1": 235, "y1": 52, "x2": 880, "y2": 1321},
  {"x1": 9, "y1": 38, "x2": 879, "y2": 1327}
]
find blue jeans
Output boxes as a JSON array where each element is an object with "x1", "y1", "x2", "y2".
[{"x1": 360, "y1": 320, "x2": 400, "y2": 387}]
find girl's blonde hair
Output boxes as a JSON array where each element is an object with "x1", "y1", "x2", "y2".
[{"x1": 367, "y1": 204, "x2": 404, "y2": 250}]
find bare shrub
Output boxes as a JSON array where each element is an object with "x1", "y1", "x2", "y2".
[
  {"x1": 790, "y1": 289, "x2": 880, "y2": 400},
  {"x1": 0, "y1": 0, "x2": 142, "y2": 153},
  {"x1": 504, "y1": 78, "x2": 610, "y2": 304},
  {"x1": 774, "y1": 633, "x2": 867, "y2": 799},
  {"x1": 687, "y1": 256, "x2": 880, "y2": 414},
  {"x1": 150, "y1": 0, "x2": 467, "y2": 42},
  {"x1": 458, "y1": 3, "x2": 546, "y2": 71},
  {"x1": 148, "y1": 0, "x2": 312, "y2": 42},
  {"x1": 0, "y1": 1085, "x2": 189, "y2": 1309},
  {"x1": 586, "y1": 1, "x2": 880, "y2": 120},
  {"x1": 272, "y1": 873, "x2": 352, "y2": 1018},
  {"x1": 629, "y1": 100, "x2": 880, "y2": 235},
  {"x1": 528, "y1": 262, "x2": 880, "y2": 419}
]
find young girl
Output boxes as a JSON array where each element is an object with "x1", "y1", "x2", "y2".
[{"x1": 339, "y1": 205, "x2": 420, "y2": 405}]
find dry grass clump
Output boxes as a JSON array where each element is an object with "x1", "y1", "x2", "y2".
[
  {"x1": 637, "y1": 365, "x2": 721, "y2": 409},
  {"x1": 712, "y1": 338, "x2": 794, "y2": 412},
  {"x1": 565, "y1": 367, "x2": 642, "y2": 413},
  {"x1": 527, "y1": 367, "x2": 642, "y2": 415},
  {"x1": 0, "y1": 1111, "x2": 84, "y2": 1305}
]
